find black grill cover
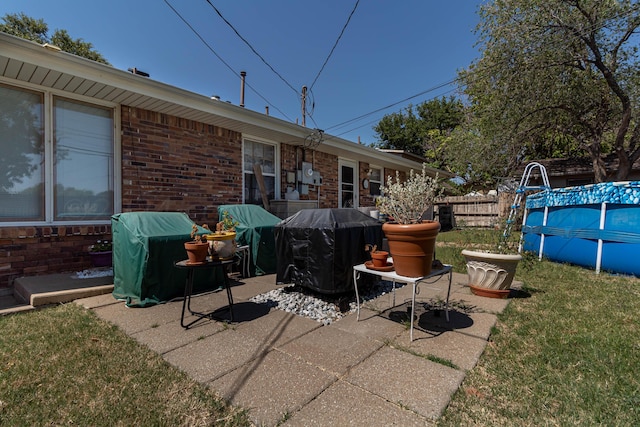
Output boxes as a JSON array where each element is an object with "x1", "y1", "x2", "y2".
[{"x1": 275, "y1": 208, "x2": 383, "y2": 294}]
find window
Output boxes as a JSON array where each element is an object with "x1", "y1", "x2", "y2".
[
  {"x1": 369, "y1": 167, "x2": 382, "y2": 196},
  {"x1": 0, "y1": 84, "x2": 117, "y2": 224},
  {"x1": 243, "y1": 139, "x2": 277, "y2": 205},
  {"x1": 339, "y1": 159, "x2": 357, "y2": 208},
  {"x1": 54, "y1": 98, "x2": 114, "y2": 220},
  {"x1": 0, "y1": 85, "x2": 45, "y2": 221}
]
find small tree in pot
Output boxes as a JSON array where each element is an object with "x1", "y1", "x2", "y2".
[{"x1": 377, "y1": 163, "x2": 443, "y2": 277}]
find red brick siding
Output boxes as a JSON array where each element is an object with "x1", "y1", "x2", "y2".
[
  {"x1": 0, "y1": 226, "x2": 111, "y2": 288},
  {"x1": 121, "y1": 106, "x2": 243, "y2": 223},
  {"x1": 0, "y1": 106, "x2": 244, "y2": 287},
  {"x1": 279, "y1": 145, "x2": 338, "y2": 208}
]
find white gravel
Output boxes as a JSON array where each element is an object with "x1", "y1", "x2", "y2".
[{"x1": 250, "y1": 279, "x2": 405, "y2": 325}]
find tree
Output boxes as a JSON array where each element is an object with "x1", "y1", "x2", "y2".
[
  {"x1": 460, "y1": 0, "x2": 640, "y2": 183},
  {"x1": 373, "y1": 97, "x2": 464, "y2": 171},
  {"x1": 0, "y1": 13, "x2": 110, "y2": 65}
]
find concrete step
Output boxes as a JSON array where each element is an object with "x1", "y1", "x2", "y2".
[
  {"x1": 13, "y1": 270, "x2": 114, "y2": 308},
  {"x1": 0, "y1": 294, "x2": 34, "y2": 315}
]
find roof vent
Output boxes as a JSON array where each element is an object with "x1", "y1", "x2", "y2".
[{"x1": 128, "y1": 68, "x2": 150, "y2": 77}]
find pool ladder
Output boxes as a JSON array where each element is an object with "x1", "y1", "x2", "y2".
[{"x1": 504, "y1": 162, "x2": 551, "y2": 250}]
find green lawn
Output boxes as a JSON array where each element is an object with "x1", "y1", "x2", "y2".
[
  {"x1": 1, "y1": 228, "x2": 638, "y2": 425},
  {"x1": 436, "y1": 228, "x2": 640, "y2": 426},
  {"x1": 0, "y1": 303, "x2": 249, "y2": 426}
]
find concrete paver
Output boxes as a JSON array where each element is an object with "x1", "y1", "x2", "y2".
[
  {"x1": 278, "y1": 326, "x2": 384, "y2": 376},
  {"x1": 131, "y1": 318, "x2": 226, "y2": 355},
  {"x1": 163, "y1": 328, "x2": 268, "y2": 383},
  {"x1": 63, "y1": 271, "x2": 510, "y2": 426},
  {"x1": 344, "y1": 346, "x2": 466, "y2": 422},
  {"x1": 233, "y1": 308, "x2": 321, "y2": 349},
  {"x1": 284, "y1": 380, "x2": 432, "y2": 427},
  {"x1": 209, "y1": 349, "x2": 337, "y2": 427},
  {"x1": 330, "y1": 306, "x2": 406, "y2": 342}
]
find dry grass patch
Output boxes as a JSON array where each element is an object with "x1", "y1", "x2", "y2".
[{"x1": 0, "y1": 303, "x2": 250, "y2": 426}]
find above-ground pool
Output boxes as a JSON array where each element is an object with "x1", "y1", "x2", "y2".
[{"x1": 522, "y1": 181, "x2": 640, "y2": 276}]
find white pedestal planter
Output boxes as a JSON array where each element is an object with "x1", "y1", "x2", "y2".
[{"x1": 461, "y1": 249, "x2": 522, "y2": 298}]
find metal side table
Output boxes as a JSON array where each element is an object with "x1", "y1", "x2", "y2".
[
  {"x1": 175, "y1": 258, "x2": 236, "y2": 329},
  {"x1": 353, "y1": 261, "x2": 453, "y2": 342}
]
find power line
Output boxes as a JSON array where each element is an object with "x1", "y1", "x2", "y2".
[
  {"x1": 325, "y1": 79, "x2": 458, "y2": 132},
  {"x1": 309, "y1": 0, "x2": 360, "y2": 91},
  {"x1": 204, "y1": 0, "x2": 300, "y2": 96},
  {"x1": 325, "y1": 3, "x2": 640, "y2": 140},
  {"x1": 164, "y1": 0, "x2": 293, "y2": 121},
  {"x1": 325, "y1": 86, "x2": 458, "y2": 143}
]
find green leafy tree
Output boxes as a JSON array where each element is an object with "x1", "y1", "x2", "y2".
[
  {"x1": 460, "y1": 0, "x2": 640, "y2": 183},
  {"x1": 0, "y1": 12, "x2": 110, "y2": 65},
  {"x1": 373, "y1": 97, "x2": 464, "y2": 171}
]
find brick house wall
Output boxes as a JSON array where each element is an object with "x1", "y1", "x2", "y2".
[
  {"x1": 0, "y1": 225, "x2": 111, "y2": 288},
  {"x1": 279, "y1": 144, "x2": 339, "y2": 208},
  {"x1": 0, "y1": 106, "x2": 245, "y2": 288},
  {"x1": 121, "y1": 106, "x2": 243, "y2": 224},
  {"x1": 0, "y1": 104, "x2": 408, "y2": 288}
]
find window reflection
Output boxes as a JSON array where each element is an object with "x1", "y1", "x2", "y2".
[
  {"x1": 243, "y1": 140, "x2": 276, "y2": 206},
  {"x1": 0, "y1": 85, "x2": 44, "y2": 220},
  {"x1": 54, "y1": 98, "x2": 113, "y2": 220}
]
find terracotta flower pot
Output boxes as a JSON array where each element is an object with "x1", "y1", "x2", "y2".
[
  {"x1": 382, "y1": 220, "x2": 440, "y2": 277},
  {"x1": 184, "y1": 241, "x2": 209, "y2": 264},
  {"x1": 370, "y1": 250, "x2": 389, "y2": 268}
]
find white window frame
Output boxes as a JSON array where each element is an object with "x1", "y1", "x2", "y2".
[
  {"x1": 242, "y1": 136, "x2": 279, "y2": 205},
  {"x1": 0, "y1": 78, "x2": 121, "y2": 226}
]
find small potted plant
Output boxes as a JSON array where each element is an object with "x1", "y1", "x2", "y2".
[
  {"x1": 364, "y1": 244, "x2": 389, "y2": 268},
  {"x1": 184, "y1": 224, "x2": 210, "y2": 265},
  {"x1": 89, "y1": 239, "x2": 113, "y2": 267},
  {"x1": 205, "y1": 211, "x2": 238, "y2": 260},
  {"x1": 376, "y1": 163, "x2": 443, "y2": 277}
]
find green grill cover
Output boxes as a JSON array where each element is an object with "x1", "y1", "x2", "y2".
[
  {"x1": 111, "y1": 212, "x2": 220, "y2": 307},
  {"x1": 218, "y1": 204, "x2": 280, "y2": 276}
]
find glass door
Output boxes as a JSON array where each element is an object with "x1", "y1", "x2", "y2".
[{"x1": 338, "y1": 159, "x2": 357, "y2": 208}]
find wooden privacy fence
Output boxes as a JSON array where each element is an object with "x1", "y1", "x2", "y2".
[{"x1": 435, "y1": 192, "x2": 513, "y2": 228}]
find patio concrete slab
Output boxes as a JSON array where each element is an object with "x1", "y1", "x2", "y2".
[
  {"x1": 92, "y1": 298, "x2": 186, "y2": 335},
  {"x1": 131, "y1": 317, "x2": 226, "y2": 355},
  {"x1": 378, "y1": 299, "x2": 499, "y2": 342},
  {"x1": 209, "y1": 349, "x2": 336, "y2": 427},
  {"x1": 330, "y1": 307, "x2": 406, "y2": 342},
  {"x1": 74, "y1": 292, "x2": 120, "y2": 309},
  {"x1": 449, "y1": 289, "x2": 512, "y2": 314},
  {"x1": 284, "y1": 380, "x2": 432, "y2": 427},
  {"x1": 228, "y1": 275, "x2": 281, "y2": 300},
  {"x1": 14, "y1": 271, "x2": 113, "y2": 306},
  {"x1": 233, "y1": 308, "x2": 321, "y2": 349},
  {"x1": 402, "y1": 328, "x2": 489, "y2": 371},
  {"x1": 344, "y1": 346, "x2": 465, "y2": 422},
  {"x1": 60, "y1": 270, "x2": 514, "y2": 426},
  {"x1": 162, "y1": 327, "x2": 269, "y2": 383},
  {"x1": 277, "y1": 325, "x2": 384, "y2": 376}
]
